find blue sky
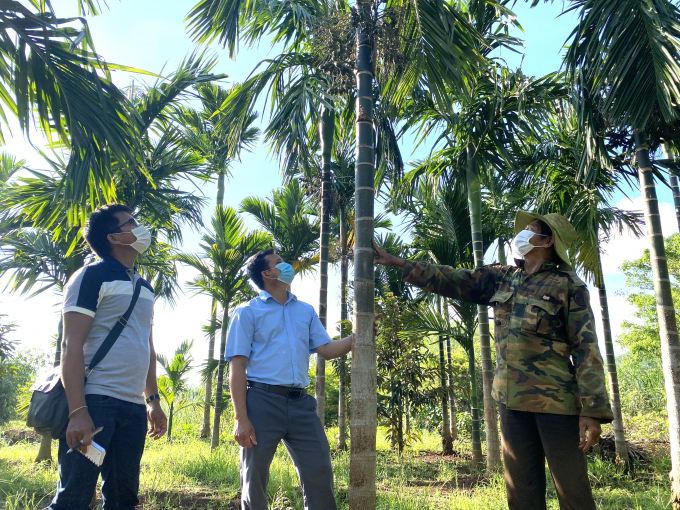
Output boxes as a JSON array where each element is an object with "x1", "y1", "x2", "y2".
[{"x1": 2, "y1": 0, "x2": 675, "y2": 366}]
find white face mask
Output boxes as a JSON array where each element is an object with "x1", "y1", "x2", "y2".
[
  {"x1": 112, "y1": 225, "x2": 152, "y2": 254},
  {"x1": 513, "y1": 229, "x2": 538, "y2": 257},
  {"x1": 513, "y1": 229, "x2": 551, "y2": 258}
]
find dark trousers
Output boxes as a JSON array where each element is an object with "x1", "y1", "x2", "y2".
[
  {"x1": 240, "y1": 386, "x2": 336, "y2": 510},
  {"x1": 49, "y1": 394, "x2": 147, "y2": 510},
  {"x1": 499, "y1": 403, "x2": 596, "y2": 510}
]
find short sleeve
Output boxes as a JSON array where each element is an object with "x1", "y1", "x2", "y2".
[
  {"x1": 62, "y1": 267, "x2": 100, "y2": 318},
  {"x1": 225, "y1": 305, "x2": 255, "y2": 362},
  {"x1": 309, "y1": 307, "x2": 332, "y2": 352}
]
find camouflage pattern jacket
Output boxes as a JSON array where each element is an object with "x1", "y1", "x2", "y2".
[{"x1": 402, "y1": 260, "x2": 614, "y2": 422}]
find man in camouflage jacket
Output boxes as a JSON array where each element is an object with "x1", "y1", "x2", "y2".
[{"x1": 373, "y1": 210, "x2": 613, "y2": 510}]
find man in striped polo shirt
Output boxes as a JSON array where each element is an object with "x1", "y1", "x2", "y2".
[{"x1": 49, "y1": 204, "x2": 167, "y2": 510}]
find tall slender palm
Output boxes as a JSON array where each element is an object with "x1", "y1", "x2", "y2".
[
  {"x1": 315, "y1": 106, "x2": 336, "y2": 422},
  {"x1": 661, "y1": 145, "x2": 680, "y2": 231},
  {"x1": 190, "y1": 0, "x2": 345, "y2": 428},
  {"x1": 528, "y1": 108, "x2": 646, "y2": 462},
  {"x1": 401, "y1": 296, "x2": 483, "y2": 467},
  {"x1": 178, "y1": 83, "x2": 260, "y2": 438},
  {"x1": 553, "y1": 0, "x2": 680, "y2": 499},
  {"x1": 404, "y1": 65, "x2": 567, "y2": 471},
  {"x1": 394, "y1": 176, "x2": 494, "y2": 462},
  {"x1": 156, "y1": 340, "x2": 195, "y2": 441},
  {"x1": 178, "y1": 207, "x2": 270, "y2": 449},
  {"x1": 188, "y1": 0, "x2": 484, "y2": 502}
]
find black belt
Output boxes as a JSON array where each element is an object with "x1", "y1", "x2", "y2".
[{"x1": 247, "y1": 381, "x2": 307, "y2": 399}]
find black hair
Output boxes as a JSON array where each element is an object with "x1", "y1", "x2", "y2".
[
  {"x1": 247, "y1": 248, "x2": 276, "y2": 290},
  {"x1": 83, "y1": 204, "x2": 132, "y2": 258}
]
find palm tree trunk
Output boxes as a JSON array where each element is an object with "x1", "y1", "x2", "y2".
[
  {"x1": 468, "y1": 341, "x2": 483, "y2": 469},
  {"x1": 662, "y1": 144, "x2": 680, "y2": 232},
  {"x1": 443, "y1": 302, "x2": 458, "y2": 440},
  {"x1": 201, "y1": 299, "x2": 217, "y2": 439},
  {"x1": 439, "y1": 335, "x2": 453, "y2": 454},
  {"x1": 595, "y1": 248, "x2": 628, "y2": 462},
  {"x1": 53, "y1": 316, "x2": 63, "y2": 367},
  {"x1": 635, "y1": 131, "x2": 680, "y2": 507},
  {"x1": 338, "y1": 207, "x2": 349, "y2": 451},
  {"x1": 446, "y1": 336, "x2": 458, "y2": 441},
  {"x1": 397, "y1": 406, "x2": 404, "y2": 454},
  {"x1": 405, "y1": 403, "x2": 410, "y2": 435},
  {"x1": 202, "y1": 173, "x2": 226, "y2": 438},
  {"x1": 438, "y1": 299, "x2": 453, "y2": 454},
  {"x1": 316, "y1": 106, "x2": 335, "y2": 424},
  {"x1": 465, "y1": 146, "x2": 501, "y2": 472},
  {"x1": 349, "y1": 4, "x2": 377, "y2": 506},
  {"x1": 498, "y1": 237, "x2": 507, "y2": 265},
  {"x1": 211, "y1": 305, "x2": 230, "y2": 450},
  {"x1": 168, "y1": 403, "x2": 174, "y2": 442}
]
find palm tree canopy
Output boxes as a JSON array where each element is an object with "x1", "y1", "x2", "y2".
[
  {"x1": 564, "y1": 0, "x2": 680, "y2": 131},
  {"x1": 157, "y1": 339, "x2": 195, "y2": 404},
  {"x1": 179, "y1": 206, "x2": 271, "y2": 307},
  {"x1": 240, "y1": 180, "x2": 319, "y2": 274}
]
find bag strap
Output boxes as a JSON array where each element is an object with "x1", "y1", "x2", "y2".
[{"x1": 87, "y1": 278, "x2": 143, "y2": 374}]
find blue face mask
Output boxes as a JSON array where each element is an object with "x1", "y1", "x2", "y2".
[{"x1": 275, "y1": 262, "x2": 296, "y2": 285}]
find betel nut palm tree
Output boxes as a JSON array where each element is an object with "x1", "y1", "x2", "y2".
[
  {"x1": 394, "y1": 176, "x2": 493, "y2": 465},
  {"x1": 188, "y1": 0, "x2": 343, "y2": 426},
  {"x1": 179, "y1": 207, "x2": 270, "y2": 449},
  {"x1": 156, "y1": 340, "x2": 198, "y2": 442},
  {"x1": 526, "y1": 107, "x2": 645, "y2": 462},
  {"x1": 528, "y1": 0, "x2": 680, "y2": 502},
  {"x1": 404, "y1": 63, "x2": 568, "y2": 471},
  {"x1": 177, "y1": 83, "x2": 260, "y2": 438}
]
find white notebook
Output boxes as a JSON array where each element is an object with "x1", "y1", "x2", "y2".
[{"x1": 78, "y1": 441, "x2": 106, "y2": 467}]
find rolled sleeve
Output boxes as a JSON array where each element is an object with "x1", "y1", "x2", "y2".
[
  {"x1": 225, "y1": 305, "x2": 255, "y2": 362},
  {"x1": 308, "y1": 308, "x2": 332, "y2": 353},
  {"x1": 62, "y1": 267, "x2": 99, "y2": 317}
]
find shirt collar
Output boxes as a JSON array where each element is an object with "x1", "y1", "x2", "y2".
[
  {"x1": 103, "y1": 257, "x2": 136, "y2": 273},
  {"x1": 259, "y1": 290, "x2": 297, "y2": 303}
]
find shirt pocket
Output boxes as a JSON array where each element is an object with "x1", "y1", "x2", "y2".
[
  {"x1": 521, "y1": 299, "x2": 564, "y2": 337},
  {"x1": 291, "y1": 308, "x2": 312, "y2": 345},
  {"x1": 491, "y1": 291, "x2": 513, "y2": 336}
]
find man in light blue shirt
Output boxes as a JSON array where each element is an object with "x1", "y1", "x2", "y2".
[{"x1": 226, "y1": 248, "x2": 362, "y2": 510}]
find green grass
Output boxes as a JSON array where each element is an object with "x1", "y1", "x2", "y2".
[{"x1": 0, "y1": 411, "x2": 672, "y2": 510}]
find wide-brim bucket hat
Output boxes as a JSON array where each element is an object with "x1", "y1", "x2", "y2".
[{"x1": 514, "y1": 210, "x2": 578, "y2": 268}]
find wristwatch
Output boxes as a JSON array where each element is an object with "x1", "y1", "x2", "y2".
[{"x1": 146, "y1": 394, "x2": 160, "y2": 404}]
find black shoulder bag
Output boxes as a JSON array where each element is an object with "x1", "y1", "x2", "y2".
[{"x1": 27, "y1": 279, "x2": 143, "y2": 439}]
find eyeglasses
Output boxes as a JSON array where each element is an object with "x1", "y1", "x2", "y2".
[{"x1": 109, "y1": 217, "x2": 139, "y2": 234}]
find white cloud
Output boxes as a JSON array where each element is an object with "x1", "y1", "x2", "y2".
[{"x1": 599, "y1": 196, "x2": 678, "y2": 275}]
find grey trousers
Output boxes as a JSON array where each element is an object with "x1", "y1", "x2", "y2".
[{"x1": 240, "y1": 386, "x2": 336, "y2": 510}]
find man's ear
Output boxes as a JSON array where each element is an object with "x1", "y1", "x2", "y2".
[
  {"x1": 545, "y1": 237, "x2": 555, "y2": 248},
  {"x1": 107, "y1": 233, "x2": 121, "y2": 246}
]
